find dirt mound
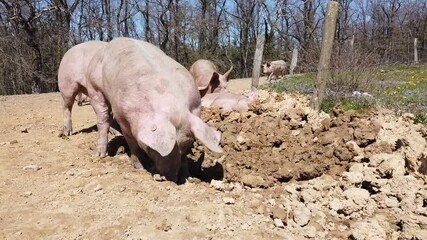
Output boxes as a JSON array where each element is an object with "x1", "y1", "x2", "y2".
[
  {"x1": 1, "y1": 91, "x2": 427, "y2": 239},
  {"x1": 189, "y1": 90, "x2": 385, "y2": 187}
]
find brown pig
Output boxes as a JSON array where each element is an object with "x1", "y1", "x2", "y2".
[
  {"x1": 57, "y1": 41, "x2": 107, "y2": 135},
  {"x1": 189, "y1": 59, "x2": 233, "y2": 98},
  {"x1": 86, "y1": 38, "x2": 222, "y2": 182}
]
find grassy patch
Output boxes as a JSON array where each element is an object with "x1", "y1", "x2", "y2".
[
  {"x1": 267, "y1": 64, "x2": 427, "y2": 121},
  {"x1": 267, "y1": 73, "x2": 315, "y2": 94}
]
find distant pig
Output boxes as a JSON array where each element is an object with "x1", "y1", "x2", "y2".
[
  {"x1": 201, "y1": 88, "x2": 257, "y2": 113},
  {"x1": 86, "y1": 37, "x2": 222, "y2": 182},
  {"x1": 262, "y1": 60, "x2": 287, "y2": 83},
  {"x1": 58, "y1": 41, "x2": 107, "y2": 135},
  {"x1": 189, "y1": 59, "x2": 233, "y2": 98}
]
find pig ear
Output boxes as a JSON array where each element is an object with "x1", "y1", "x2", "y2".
[
  {"x1": 223, "y1": 66, "x2": 233, "y2": 81},
  {"x1": 196, "y1": 72, "x2": 219, "y2": 91},
  {"x1": 189, "y1": 114, "x2": 222, "y2": 153},
  {"x1": 137, "y1": 116, "x2": 177, "y2": 157}
]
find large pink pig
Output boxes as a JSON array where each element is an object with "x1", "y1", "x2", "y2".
[
  {"x1": 86, "y1": 37, "x2": 222, "y2": 182},
  {"x1": 58, "y1": 41, "x2": 107, "y2": 135},
  {"x1": 189, "y1": 59, "x2": 233, "y2": 98}
]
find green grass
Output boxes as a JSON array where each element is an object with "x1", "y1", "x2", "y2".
[
  {"x1": 266, "y1": 73, "x2": 315, "y2": 94},
  {"x1": 267, "y1": 64, "x2": 427, "y2": 121}
]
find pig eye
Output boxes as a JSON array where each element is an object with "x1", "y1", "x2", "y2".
[{"x1": 266, "y1": 63, "x2": 271, "y2": 67}]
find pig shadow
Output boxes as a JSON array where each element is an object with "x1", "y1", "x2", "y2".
[
  {"x1": 74, "y1": 124, "x2": 98, "y2": 134},
  {"x1": 107, "y1": 138, "x2": 224, "y2": 183},
  {"x1": 187, "y1": 151, "x2": 224, "y2": 183}
]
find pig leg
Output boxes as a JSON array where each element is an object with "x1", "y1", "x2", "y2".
[
  {"x1": 61, "y1": 90, "x2": 79, "y2": 136},
  {"x1": 90, "y1": 93, "x2": 110, "y2": 157},
  {"x1": 150, "y1": 145, "x2": 181, "y2": 182},
  {"x1": 125, "y1": 136, "x2": 144, "y2": 169},
  {"x1": 178, "y1": 155, "x2": 191, "y2": 184},
  {"x1": 268, "y1": 73, "x2": 274, "y2": 83}
]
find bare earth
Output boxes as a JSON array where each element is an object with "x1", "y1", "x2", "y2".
[{"x1": 1, "y1": 78, "x2": 426, "y2": 240}]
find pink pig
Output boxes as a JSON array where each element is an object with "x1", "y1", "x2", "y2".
[
  {"x1": 58, "y1": 41, "x2": 107, "y2": 135},
  {"x1": 189, "y1": 59, "x2": 233, "y2": 98},
  {"x1": 201, "y1": 88, "x2": 257, "y2": 113},
  {"x1": 86, "y1": 38, "x2": 222, "y2": 182},
  {"x1": 262, "y1": 60, "x2": 287, "y2": 83}
]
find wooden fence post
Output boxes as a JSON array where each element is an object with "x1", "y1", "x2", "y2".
[
  {"x1": 414, "y1": 38, "x2": 419, "y2": 64},
  {"x1": 311, "y1": 1, "x2": 339, "y2": 112},
  {"x1": 290, "y1": 48, "x2": 298, "y2": 75},
  {"x1": 252, "y1": 35, "x2": 265, "y2": 88}
]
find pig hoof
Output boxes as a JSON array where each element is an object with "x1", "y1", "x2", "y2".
[
  {"x1": 132, "y1": 160, "x2": 143, "y2": 169},
  {"x1": 63, "y1": 128, "x2": 72, "y2": 136},
  {"x1": 95, "y1": 147, "x2": 107, "y2": 157}
]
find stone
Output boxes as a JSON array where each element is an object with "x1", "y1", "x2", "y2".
[
  {"x1": 210, "y1": 180, "x2": 225, "y2": 191},
  {"x1": 349, "y1": 218, "x2": 386, "y2": 240},
  {"x1": 342, "y1": 171, "x2": 363, "y2": 184},
  {"x1": 274, "y1": 218, "x2": 285, "y2": 228},
  {"x1": 22, "y1": 165, "x2": 42, "y2": 171},
  {"x1": 300, "y1": 188, "x2": 320, "y2": 203},
  {"x1": 293, "y1": 207, "x2": 311, "y2": 226},
  {"x1": 241, "y1": 174, "x2": 265, "y2": 188},
  {"x1": 222, "y1": 197, "x2": 235, "y2": 205},
  {"x1": 343, "y1": 188, "x2": 370, "y2": 205}
]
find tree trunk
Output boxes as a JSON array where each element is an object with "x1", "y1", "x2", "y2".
[
  {"x1": 252, "y1": 35, "x2": 265, "y2": 88},
  {"x1": 311, "y1": 1, "x2": 339, "y2": 112}
]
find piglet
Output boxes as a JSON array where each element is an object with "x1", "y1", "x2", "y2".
[{"x1": 201, "y1": 88, "x2": 258, "y2": 113}]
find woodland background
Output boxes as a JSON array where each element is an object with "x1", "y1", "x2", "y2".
[{"x1": 0, "y1": 0, "x2": 426, "y2": 95}]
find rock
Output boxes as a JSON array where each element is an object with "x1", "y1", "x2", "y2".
[
  {"x1": 349, "y1": 218, "x2": 386, "y2": 240},
  {"x1": 293, "y1": 207, "x2": 311, "y2": 226},
  {"x1": 346, "y1": 141, "x2": 364, "y2": 156},
  {"x1": 343, "y1": 188, "x2": 370, "y2": 205},
  {"x1": 94, "y1": 184, "x2": 103, "y2": 192},
  {"x1": 20, "y1": 127, "x2": 28, "y2": 133},
  {"x1": 236, "y1": 133, "x2": 247, "y2": 144},
  {"x1": 349, "y1": 163, "x2": 365, "y2": 173},
  {"x1": 319, "y1": 131, "x2": 336, "y2": 146},
  {"x1": 210, "y1": 180, "x2": 225, "y2": 191},
  {"x1": 402, "y1": 229, "x2": 427, "y2": 240},
  {"x1": 10, "y1": 139, "x2": 18, "y2": 144},
  {"x1": 342, "y1": 171, "x2": 363, "y2": 184},
  {"x1": 22, "y1": 191, "x2": 32, "y2": 197},
  {"x1": 153, "y1": 174, "x2": 165, "y2": 182},
  {"x1": 222, "y1": 197, "x2": 235, "y2": 205},
  {"x1": 22, "y1": 165, "x2": 42, "y2": 171},
  {"x1": 271, "y1": 207, "x2": 287, "y2": 221},
  {"x1": 119, "y1": 186, "x2": 126, "y2": 192},
  {"x1": 402, "y1": 113, "x2": 415, "y2": 122},
  {"x1": 300, "y1": 188, "x2": 320, "y2": 203},
  {"x1": 374, "y1": 154, "x2": 405, "y2": 178},
  {"x1": 241, "y1": 174, "x2": 265, "y2": 188},
  {"x1": 329, "y1": 199, "x2": 344, "y2": 212},
  {"x1": 303, "y1": 225, "x2": 317, "y2": 238},
  {"x1": 274, "y1": 218, "x2": 285, "y2": 228}
]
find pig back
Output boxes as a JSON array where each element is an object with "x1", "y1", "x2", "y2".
[
  {"x1": 58, "y1": 41, "x2": 107, "y2": 90},
  {"x1": 101, "y1": 38, "x2": 201, "y2": 114}
]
